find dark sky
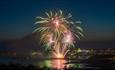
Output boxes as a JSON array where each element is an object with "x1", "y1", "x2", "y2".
[{"x1": 0, "y1": 0, "x2": 115, "y2": 40}]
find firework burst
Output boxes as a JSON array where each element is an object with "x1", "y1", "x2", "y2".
[{"x1": 34, "y1": 10, "x2": 83, "y2": 58}]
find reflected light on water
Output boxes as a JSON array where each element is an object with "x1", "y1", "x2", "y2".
[
  {"x1": 37, "y1": 59, "x2": 98, "y2": 69},
  {"x1": 51, "y1": 59, "x2": 67, "y2": 69}
]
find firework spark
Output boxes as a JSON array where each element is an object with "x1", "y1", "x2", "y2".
[{"x1": 34, "y1": 10, "x2": 83, "y2": 58}]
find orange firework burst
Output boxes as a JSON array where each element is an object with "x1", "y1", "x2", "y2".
[{"x1": 34, "y1": 10, "x2": 83, "y2": 58}]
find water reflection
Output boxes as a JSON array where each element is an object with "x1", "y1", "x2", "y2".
[
  {"x1": 37, "y1": 59, "x2": 99, "y2": 70},
  {"x1": 51, "y1": 59, "x2": 67, "y2": 69}
]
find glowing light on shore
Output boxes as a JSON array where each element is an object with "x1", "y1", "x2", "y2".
[{"x1": 56, "y1": 53, "x2": 64, "y2": 58}]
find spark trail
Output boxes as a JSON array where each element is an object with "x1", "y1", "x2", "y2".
[{"x1": 34, "y1": 10, "x2": 83, "y2": 58}]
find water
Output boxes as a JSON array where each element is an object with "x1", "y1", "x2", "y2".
[
  {"x1": 36, "y1": 59, "x2": 99, "y2": 70},
  {"x1": 0, "y1": 56, "x2": 114, "y2": 70}
]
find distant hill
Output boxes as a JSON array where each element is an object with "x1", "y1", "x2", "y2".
[{"x1": 0, "y1": 33, "x2": 46, "y2": 59}]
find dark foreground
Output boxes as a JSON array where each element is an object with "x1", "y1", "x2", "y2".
[{"x1": 0, "y1": 63, "x2": 114, "y2": 70}]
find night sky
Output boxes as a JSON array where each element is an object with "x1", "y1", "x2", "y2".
[{"x1": 0, "y1": 0, "x2": 115, "y2": 40}]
